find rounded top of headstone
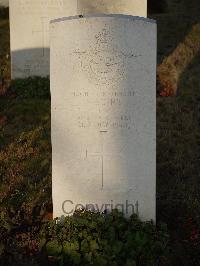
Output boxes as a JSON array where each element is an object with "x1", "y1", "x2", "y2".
[{"x1": 50, "y1": 14, "x2": 156, "y2": 25}]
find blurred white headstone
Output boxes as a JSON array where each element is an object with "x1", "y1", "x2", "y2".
[
  {"x1": 51, "y1": 14, "x2": 156, "y2": 221},
  {"x1": 9, "y1": 0, "x2": 147, "y2": 78}
]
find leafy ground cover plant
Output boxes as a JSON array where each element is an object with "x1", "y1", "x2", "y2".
[
  {"x1": 10, "y1": 77, "x2": 50, "y2": 99},
  {"x1": 0, "y1": 210, "x2": 169, "y2": 266},
  {"x1": 41, "y1": 210, "x2": 169, "y2": 266},
  {"x1": 0, "y1": 8, "x2": 8, "y2": 20}
]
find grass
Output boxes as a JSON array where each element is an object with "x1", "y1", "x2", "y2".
[
  {"x1": 150, "y1": 0, "x2": 200, "y2": 95},
  {"x1": 0, "y1": 1, "x2": 200, "y2": 264},
  {"x1": 157, "y1": 24, "x2": 200, "y2": 95}
]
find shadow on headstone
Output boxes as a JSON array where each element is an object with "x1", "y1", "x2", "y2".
[{"x1": 11, "y1": 48, "x2": 50, "y2": 79}]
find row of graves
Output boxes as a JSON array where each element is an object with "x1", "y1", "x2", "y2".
[{"x1": 9, "y1": 0, "x2": 156, "y2": 221}]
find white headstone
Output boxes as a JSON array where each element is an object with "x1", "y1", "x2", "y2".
[
  {"x1": 9, "y1": 0, "x2": 77, "y2": 78},
  {"x1": 51, "y1": 14, "x2": 156, "y2": 221},
  {"x1": 9, "y1": 0, "x2": 147, "y2": 78}
]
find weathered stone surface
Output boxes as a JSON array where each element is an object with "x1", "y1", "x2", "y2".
[
  {"x1": 9, "y1": 0, "x2": 147, "y2": 78},
  {"x1": 51, "y1": 14, "x2": 156, "y2": 221}
]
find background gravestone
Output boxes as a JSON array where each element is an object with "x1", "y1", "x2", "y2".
[
  {"x1": 78, "y1": 0, "x2": 147, "y2": 17},
  {"x1": 0, "y1": 0, "x2": 8, "y2": 7},
  {"x1": 9, "y1": 0, "x2": 147, "y2": 79},
  {"x1": 51, "y1": 14, "x2": 156, "y2": 221},
  {"x1": 9, "y1": 0, "x2": 77, "y2": 78}
]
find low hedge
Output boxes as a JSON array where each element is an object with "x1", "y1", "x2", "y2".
[
  {"x1": 0, "y1": 209, "x2": 169, "y2": 265},
  {"x1": 39, "y1": 210, "x2": 169, "y2": 266}
]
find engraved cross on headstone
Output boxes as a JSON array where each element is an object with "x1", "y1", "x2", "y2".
[
  {"x1": 32, "y1": 17, "x2": 49, "y2": 57},
  {"x1": 85, "y1": 131, "x2": 111, "y2": 190}
]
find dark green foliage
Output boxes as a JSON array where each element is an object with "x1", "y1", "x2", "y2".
[
  {"x1": 11, "y1": 77, "x2": 50, "y2": 99},
  {"x1": 0, "y1": 210, "x2": 169, "y2": 266},
  {"x1": 40, "y1": 210, "x2": 169, "y2": 266},
  {"x1": 0, "y1": 8, "x2": 9, "y2": 20},
  {"x1": 0, "y1": 17, "x2": 10, "y2": 80},
  {"x1": 148, "y1": 0, "x2": 168, "y2": 14}
]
